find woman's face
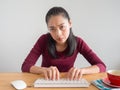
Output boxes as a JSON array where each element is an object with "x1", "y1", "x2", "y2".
[{"x1": 47, "y1": 15, "x2": 72, "y2": 45}]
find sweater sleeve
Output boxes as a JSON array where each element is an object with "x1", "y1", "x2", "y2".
[
  {"x1": 21, "y1": 34, "x2": 47, "y2": 72},
  {"x1": 77, "y1": 37, "x2": 106, "y2": 72}
]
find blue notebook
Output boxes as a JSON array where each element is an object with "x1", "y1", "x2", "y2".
[{"x1": 91, "y1": 79, "x2": 120, "y2": 90}]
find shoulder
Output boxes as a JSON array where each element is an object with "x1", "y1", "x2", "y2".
[
  {"x1": 37, "y1": 33, "x2": 49, "y2": 42},
  {"x1": 38, "y1": 33, "x2": 49, "y2": 40},
  {"x1": 75, "y1": 36, "x2": 84, "y2": 44},
  {"x1": 75, "y1": 36, "x2": 89, "y2": 50},
  {"x1": 35, "y1": 33, "x2": 50, "y2": 47}
]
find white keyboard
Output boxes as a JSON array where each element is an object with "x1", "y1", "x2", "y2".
[{"x1": 34, "y1": 78, "x2": 90, "y2": 88}]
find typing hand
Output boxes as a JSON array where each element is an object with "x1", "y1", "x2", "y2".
[
  {"x1": 41, "y1": 66, "x2": 60, "y2": 80},
  {"x1": 67, "y1": 67, "x2": 84, "y2": 80}
]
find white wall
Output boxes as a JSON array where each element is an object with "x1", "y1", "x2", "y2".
[{"x1": 0, "y1": 0, "x2": 120, "y2": 72}]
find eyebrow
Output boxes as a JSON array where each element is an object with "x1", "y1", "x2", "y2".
[{"x1": 48, "y1": 23, "x2": 65, "y2": 28}]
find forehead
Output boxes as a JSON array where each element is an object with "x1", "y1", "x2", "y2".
[{"x1": 47, "y1": 15, "x2": 68, "y2": 27}]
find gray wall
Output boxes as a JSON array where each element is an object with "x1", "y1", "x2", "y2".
[{"x1": 0, "y1": 0, "x2": 120, "y2": 72}]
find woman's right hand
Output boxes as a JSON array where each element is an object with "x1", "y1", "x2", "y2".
[{"x1": 40, "y1": 66, "x2": 60, "y2": 80}]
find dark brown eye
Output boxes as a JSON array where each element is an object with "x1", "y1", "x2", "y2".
[
  {"x1": 60, "y1": 25, "x2": 66, "y2": 30},
  {"x1": 49, "y1": 28, "x2": 55, "y2": 31}
]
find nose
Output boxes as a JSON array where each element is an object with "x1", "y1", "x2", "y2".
[{"x1": 56, "y1": 29, "x2": 62, "y2": 37}]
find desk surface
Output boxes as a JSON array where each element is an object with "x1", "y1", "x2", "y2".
[{"x1": 0, "y1": 72, "x2": 107, "y2": 90}]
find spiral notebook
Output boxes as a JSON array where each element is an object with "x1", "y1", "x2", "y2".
[{"x1": 92, "y1": 79, "x2": 120, "y2": 90}]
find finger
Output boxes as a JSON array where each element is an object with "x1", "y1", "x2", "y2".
[
  {"x1": 78, "y1": 71, "x2": 83, "y2": 80},
  {"x1": 55, "y1": 67, "x2": 60, "y2": 80},
  {"x1": 52, "y1": 67, "x2": 60, "y2": 80},
  {"x1": 48, "y1": 68, "x2": 52, "y2": 80},
  {"x1": 74, "y1": 69, "x2": 79, "y2": 80},
  {"x1": 67, "y1": 67, "x2": 74, "y2": 80},
  {"x1": 71, "y1": 68, "x2": 77, "y2": 80},
  {"x1": 51, "y1": 67, "x2": 56, "y2": 80},
  {"x1": 67, "y1": 67, "x2": 73, "y2": 80},
  {"x1": 44, "y1": 71, "x2": 49, "y2": 80},
  {"x1": 69, "y1": 67, "x2": 76, "y2": 80}
]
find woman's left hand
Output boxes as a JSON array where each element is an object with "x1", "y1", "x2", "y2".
[{"x1": 67, "y1": 67, "x2": 84, "y2": 80}]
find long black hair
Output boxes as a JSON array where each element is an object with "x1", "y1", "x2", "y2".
[{"x1": 45, "y1": 7, "x2": 77, "y2": 58}]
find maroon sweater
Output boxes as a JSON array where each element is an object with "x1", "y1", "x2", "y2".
[{"x1": 21, "y1": 34, "x2": 106, "y2": 72}]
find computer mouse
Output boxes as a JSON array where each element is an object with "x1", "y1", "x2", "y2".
[{"x1": 11, "y1": 80, "x2": 27, "y2": 90}]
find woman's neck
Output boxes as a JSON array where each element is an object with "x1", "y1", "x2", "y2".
[{"x1": 56, "y1": 43, "x2": 67, "y2": 52}]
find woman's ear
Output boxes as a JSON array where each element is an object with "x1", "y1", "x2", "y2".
[{"x1": 68, "y1": 20, "x2": 72, "y2": 28}]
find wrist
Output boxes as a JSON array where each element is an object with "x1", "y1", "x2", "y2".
[
  {"x1": 30, "y1": 66, "x2": 46, "y2": 74},
  {"x1": 80, "y1": 68, "x2": 86, "y2": 75},
  {"x1": 38, "y1": 67, "x2": 47, "y2": 74}
]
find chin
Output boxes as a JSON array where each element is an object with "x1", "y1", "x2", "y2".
[{"x1": 57, "y1": 41, "x2": 66, "y2": 45}]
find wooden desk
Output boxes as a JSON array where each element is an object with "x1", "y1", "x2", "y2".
[{"x1": 0, "y1": 72, "x2": 107, "y2": 90}]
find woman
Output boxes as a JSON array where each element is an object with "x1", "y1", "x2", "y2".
[{"x1": 21, "y1": 7, "x2": 106, "y2": 80}]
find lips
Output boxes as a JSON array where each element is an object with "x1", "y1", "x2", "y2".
[{"x1": 58, "y1": 38, "x2": 64, "y2": 41}]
